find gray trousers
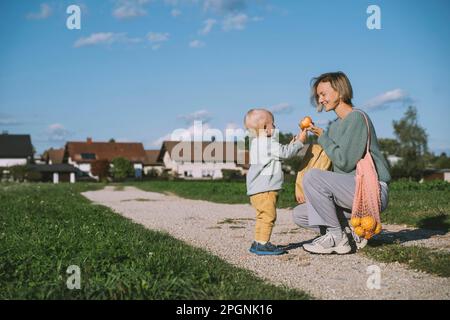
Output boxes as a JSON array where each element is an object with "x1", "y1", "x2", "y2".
[{"x1": 292, "y1": 169, "x2": 389, "y2": 234}]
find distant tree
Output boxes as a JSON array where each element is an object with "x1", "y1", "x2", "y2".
[
  {"x1": 111, "y1": 157, "x2": 134, "y2": 181},
  {"x1": 25, "y1": 171, "x2": 43, "y2": 182},
  {"x1": 378, "y1": 138, "x2": 401, "y2": 156},
  {"x1": 109, "y1": 138, "x2": 116, "y2": 143},
  {"x1": 221, "y1": 169, "x2": 244, "y2": 181},
  {"x1": 10, "y1": 165, "x2": 27, "y2": 182},
  {"x1": 392, "y1": 106, "x2": 428, "y2": 180},
  {"x1": 433, "y1": 152, "x2": 450, "y2": 169},
  {"x1": 91, "y1": 159, "x2": 110, "y2": 181}
]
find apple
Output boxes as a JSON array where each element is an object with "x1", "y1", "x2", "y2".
[{"x1": 300, "y1": 116, "x2": 313, "y2": 130}]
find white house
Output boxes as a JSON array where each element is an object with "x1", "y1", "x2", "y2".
[
  {"x1": 143, "y1": 150, "x2": 165, "y2": 176},
  {"x1": 387, "y1": 155, "x2": 402, "y2": 167},
  {"x1": 158, "y1": 141, "x2": 249, "y2": 179},
  {"x1": 0, "y1": 133, "x2": 34, "y2": 167}
]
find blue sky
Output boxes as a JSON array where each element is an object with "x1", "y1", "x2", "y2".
[{"x1": 1, "y1": 0, "x2": 449, "y2": 154}]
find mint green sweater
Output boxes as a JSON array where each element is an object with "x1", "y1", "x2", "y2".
[{"x1": 318, "y1": 109, "x2": 391, "y2": 183}]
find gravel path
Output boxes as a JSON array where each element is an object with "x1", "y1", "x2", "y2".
[{"x1": 82, "y1": 186, "x2": 450, "y2": 300}]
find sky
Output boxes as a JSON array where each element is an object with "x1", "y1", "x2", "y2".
[{"x1": 0, "y1": 0, "x2": 449, "y2": 155}]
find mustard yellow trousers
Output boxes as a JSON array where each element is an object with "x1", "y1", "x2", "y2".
[{"x1": 250, "y1": 191, "x2": 278, "y2": 243}]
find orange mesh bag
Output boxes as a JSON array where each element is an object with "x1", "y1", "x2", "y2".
[{"x1": 350, "y1": 110, "x2": 382, "y2": 240}]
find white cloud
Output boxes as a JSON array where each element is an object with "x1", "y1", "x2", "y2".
[
  {"x1": 224, "y1": 122, "x2": 246, "y2": 141},
  {"x1": 151, "y1": 121, "x2": 248, "y2": 147},
  {"x1": 47, "y1": 124, "x2": 70, "y2": 142},
  {"x1": 171, "y1": 8, "x2": 182, "y2": 17},
  {"x1": 27, "y1": 3, "x2": 52, "y2": 20},
  {"x1": 270, "y1": 102, "x2": 293, "y2": 115},
  {"x1": 74, "y1": 32, "x2": 141, "y2": 48},
  {"x1": 152, "y1": 133, "x2": 172, "y2": 147},
  {"x1": 0, "y1": 113, "x2": 21, "y2": 126},
  {"x1": 189, "y1": 40, "x2": 206, "y2": 48},
  {"x1": 222, "y1": 13, "x2": 248, "y2": 31},
  {"x1": 147, "y1": 32, "x2": 170, "y2": 42},
  {"x1": 151, "y1": 44, "x2": 161, "y2": 50},
  {"x1": 363, "y1": 89, "x2": 412, "y2": 111},
  {"x1": 151, "y1": 122, "x2": 214, "y2": 146},
  {"x1": 113, "y1": 0, "x2": 151, "y2": 19},
  {"x1": 147, "y1": 32, "x2": 170, "y2": 50},
  {"x1": 204, "y1": 0, "x2": 247, "y2": 14},
  {"x1": 199, "y1": 18, "x2": 217, "y2": 35},
  {"x1": 178, "y1": 109, "x2": 212, "y2": 124}
]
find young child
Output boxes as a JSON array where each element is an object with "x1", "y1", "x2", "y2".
[{"x1": 244, "y1": 108, "x2": 307, "y2": 255}]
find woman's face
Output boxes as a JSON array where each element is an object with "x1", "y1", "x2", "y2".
[{"x1": 316, "y1": 81, "x2": 340, "y2": 112}]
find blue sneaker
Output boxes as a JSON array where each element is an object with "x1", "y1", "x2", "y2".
[{"x1": 249, "y1": 241, "x2": 287, "y2": 255}]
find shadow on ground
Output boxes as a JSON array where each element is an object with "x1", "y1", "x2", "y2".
[
  {"x1": 417, "y1": 214, "x2": 449, "y2": 232},
  {"x1": 369, "y1": 227, "x2": 448, "y2": 248}
]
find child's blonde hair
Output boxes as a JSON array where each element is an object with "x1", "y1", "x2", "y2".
[{"x1": 244, "y1": 109, "x2": 274, "y2": 135}]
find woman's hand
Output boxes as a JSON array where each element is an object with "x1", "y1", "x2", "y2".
[
  {"x1": 307, "y1": 125, "x2": 324, "y2": 137},
  {"x1": 296, "y1": 193, "x2": 306, "y2": 204}
]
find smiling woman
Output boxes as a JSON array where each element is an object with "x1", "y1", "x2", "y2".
[{"x1": 293, "y1": 71, "x2": 391, "y2": 255}]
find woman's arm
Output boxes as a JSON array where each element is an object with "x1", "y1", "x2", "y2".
[{"x1": 315, "y1": 112, "x2": 368, "y2": 172}]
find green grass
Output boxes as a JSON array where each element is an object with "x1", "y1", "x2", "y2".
[
  {"x1": 362, "y1": 242, "x2": 450, "y2": 277},
  {"x1": 380, "y1": 189, "x2": 450, "y2": 231},
  {"x1": 0, "y1": 183, "x2": 310, "y2": 300},
  {"x1": 130, "y1": 179, "x2": 450, "y2": 230}
]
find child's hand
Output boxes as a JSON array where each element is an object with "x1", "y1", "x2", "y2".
[{"x1": 296, "y1": 129, "x2": 308, "y2": 143}]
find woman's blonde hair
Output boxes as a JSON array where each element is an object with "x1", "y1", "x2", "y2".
[{"x1": 310, "y1": 72, "x2": 353, "y2": 112}]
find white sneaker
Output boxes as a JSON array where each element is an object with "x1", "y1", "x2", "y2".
[
  {"x1": 346, "y1": 226, "x2": 368, "y2": 250},
  {"x1": 303, "y1": 231, "x2": 351, "y2": 255}
]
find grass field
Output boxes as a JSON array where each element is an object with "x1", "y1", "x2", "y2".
[{"x1": 0, "y1": 183, "x2": 310, "y2": 299}]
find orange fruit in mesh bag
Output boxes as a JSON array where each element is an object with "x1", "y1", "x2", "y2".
[
  {"x1": 354, "y1": 226, "x2": 365, "y2": 237},
  {"x1": 364, "y1": 231, "x2": 375, "y2": 240},
  {"x1": 350, "y1": 217, "x2": 361, "y2": 228},
  {"x1": 361, "y1": 216, "x2": 376, "y2": 232},
  {"x1": 374, "y1": 223, "x2": 382, "y2": 235}
]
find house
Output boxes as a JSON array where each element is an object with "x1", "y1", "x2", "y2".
[
  {"x1": 42, "y1": 148, "x2": 65, "y2": 164},
  {"x1": 423, "y1": 169, "x2": 450, "y2": 182},
  {"x1": 387, "y1": 155, "x2": 402, "y2": 167},
  {"x1": 158, "y1": 140, "x2": 248, "y2": 179},
  {"x1": 0, "y1": 132, "x2": 34, "y2": 167},
  {"x1": 64, "y1": 138, "x2": 147, "y2": 179},
  {"x1": 143, "y1": 150, "x2": 165, "y2": 176}
]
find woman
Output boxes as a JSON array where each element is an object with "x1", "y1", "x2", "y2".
[{"x1": 293, "y1": 72, "x2": 391, "y2": 254}]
